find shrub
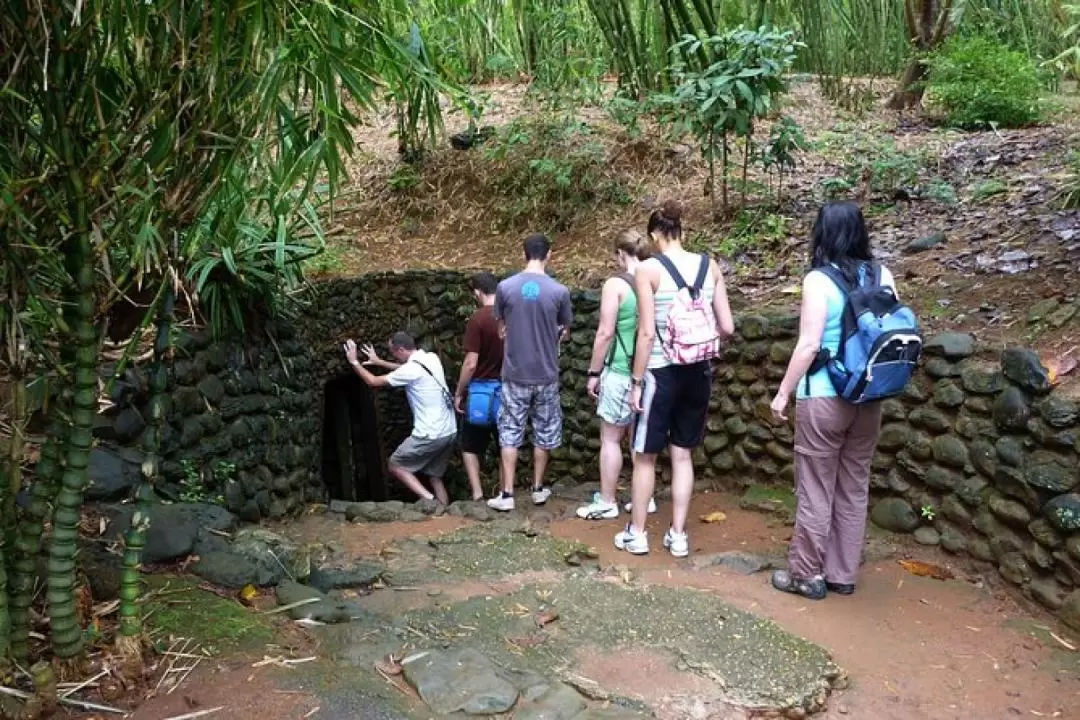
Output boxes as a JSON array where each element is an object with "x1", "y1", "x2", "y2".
[
  {"x1": 926, "y1": 37, "x2": 1041, "y2": 130},
  {"x1": 483, "y1": 116, "x2": 631, "y2": 232}
]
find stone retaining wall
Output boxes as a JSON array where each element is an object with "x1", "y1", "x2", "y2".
[
  {"x1": 94, "y1": 322, "x2": 319, "y2": 521},
  {"x1": 92, "y1": 269, "x2": 1080, "y2": 627}
]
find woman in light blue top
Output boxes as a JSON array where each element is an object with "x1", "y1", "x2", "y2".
[{"x1": 769, "y1": 203, "x2": 895, "y2": 600}]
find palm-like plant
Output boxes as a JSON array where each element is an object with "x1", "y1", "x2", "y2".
[{"x1": 1, "y1": 0, "x2": 455, "y2": 672}]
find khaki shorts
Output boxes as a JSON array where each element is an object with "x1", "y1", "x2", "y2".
[
  {"x1": 597, "y1": 369, "x2": 634, "y2": 427},
  {"x1": 389, "y1": 434, "x2": 456, "y2": 478}
]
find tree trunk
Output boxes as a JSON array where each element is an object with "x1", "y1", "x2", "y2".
[
  {"x1": 887, "y1": 58, "x2": 929, "y2": 109},
  {"x1": 888, "y1": 0, "x2": 957, "y2": 110}
]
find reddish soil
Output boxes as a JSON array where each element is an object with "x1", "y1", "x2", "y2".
[
  {"x1": 548, "y1": 495, "x2": 1079, "y2": 720},
  {"x1": 122, "y1": 662, "x2": 319, "y2": 720}
]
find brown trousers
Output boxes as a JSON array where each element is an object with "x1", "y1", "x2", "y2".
[{"x1": 788, "y1": 397, "x2": 883, "y2": 585}]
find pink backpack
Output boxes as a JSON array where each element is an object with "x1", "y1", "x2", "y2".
[{"x1": 656, "y1": 254, "x2": 720, "y2": 364}]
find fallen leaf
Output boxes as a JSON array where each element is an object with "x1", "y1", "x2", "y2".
[
  {"x1": 1044, "y1": 354, "x2": 1078, "y2": 385},
  {"x1": 534, "y1": 609, "x2": 559, "y2": 628},
  {"x1": 899, "y1": 559, "x2": 955, "y2": 581},
  {"x1": 239, "y1": 584, "x2": 259, "y2": 605},
  {"x1": 699, "y1": 511, "x2": 727, "y2": 524},
  {"x1": 375, "y1": 654, "x2": 403, "y2": 676}
]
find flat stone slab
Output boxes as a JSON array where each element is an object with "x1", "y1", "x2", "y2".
[
  {"x1": 381, "y1": 524, "x2": 591, "y2": 586},
  {"x1": 345, "y1": 579, "x2": 843, "y2": 717},
  {"x1": 401, "y1": 648, "x2": 519, "y2": 715}
]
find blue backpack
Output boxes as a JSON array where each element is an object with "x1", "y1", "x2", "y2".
[{"x1": 809, "y1": 263, "x2": 923, "y2": 404}]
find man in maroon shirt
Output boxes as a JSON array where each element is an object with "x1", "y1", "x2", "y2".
[{"x1": 454, "y1": 272, "x2": 504, "y2": 500}]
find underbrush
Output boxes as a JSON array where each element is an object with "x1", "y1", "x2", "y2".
[
  {"x1": 370, "y1": 115, "x2": 648, "y2": 236},
  {"x1": 815, "y1": 124, "x2": 956, "y2": 206},
  {"x1": 481, "y1": 116, "x2": 635, "y2": 231}
]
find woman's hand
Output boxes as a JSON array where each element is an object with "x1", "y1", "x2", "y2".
[
  {"x1": 770, "y1": 390, "x2": 791, "y2": 423},
  {"x1": 630, "y1": 384, "x2": 644, "y2": 414},
  {"x1": 587, "y1": 376, "x2": 600, "y2": 399}
]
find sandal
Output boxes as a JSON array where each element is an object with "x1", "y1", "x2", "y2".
[{"x1": 771, "y1": 570, "x2": 826, "y2": 600}]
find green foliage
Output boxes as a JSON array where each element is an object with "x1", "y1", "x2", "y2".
[
  {"x1": 970, "y1": 178, "x2": 1009, "y2": 203},
  {"x1": 1045, "y1": 4, "x2": 1080, "y2": 83},
  {"x1": 685, "y1": 210, "x2": 790, "y2": 265},
  {"x1": 178, "y1": 460, "x2": 228, "y2": 505},
  {"x1": 819, "y1": 176, "x2": 854, "y2": 200},
  {"x1": 1059, "y1": 150, "x2": 1080, "y2": 210},
  {"x1": 652, "y1": 27, "x2": 800, "y2": 213},
  {"x1": 920, "y1": 504, "x2": 936, "y2": 521},
  {"x1": 817, "y1": 126, "x2": 957, "y2": 204},
  {"x1": 761, "y1": 116, "x2": 809, "y2": 204},
  {"x1": 482, "y1": 116, "x2": 631, "y2": 231},
  {"x1": 923, "y1": 179, "x2": 958, "y2": 207},
  {"x1": 927, "y1": 37, "x2": 1042, "y2": 129}
]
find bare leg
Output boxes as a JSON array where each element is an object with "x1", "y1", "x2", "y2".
[
  {"x1": 532, "y1": 447, "x2": 549, "y2": 489},
  {"x1": 669, "y1": 446, "x2": 694, "y2": 534},
  {"x1": 429, "y1": 477, "x2": 450, "y2": 506},
  {"x1": 598, "y1": 422, "x2": 625, "y2": 504},
  {"x1": 630, "y1": 452, "x2": 658, "y2": 533},
  {"x1": 388, "y1": 463, "x2": 434, "y2": 501},
  {"x1": 500, "y1": 447, "x2": 518, "y2": 494},
  {"x1": 462, "y1": 452, "x2": 484, "y2": 500}
]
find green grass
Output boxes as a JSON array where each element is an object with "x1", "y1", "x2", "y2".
[{"x1": 144, "y1": 575, "x2": 276, "y2": 651}]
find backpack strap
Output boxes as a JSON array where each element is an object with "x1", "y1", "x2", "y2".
[
  {"x1": 803, "y1": 262, "x2": 874, "y2": 396},
  {"x1": 655, "y1": 254, "x2": 689, "y2": 291},
  {"x1": 414, "y1": 356, "x2": 455, "y2": 408},
  {"x1": 605, "y1": 273, "x2": 636, "y2": 368},
  {"x1": 691, "y1": 255, "x2": 710, "y2": 293}
]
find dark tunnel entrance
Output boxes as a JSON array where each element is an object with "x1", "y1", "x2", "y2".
[{"x1": 320, "y1": 373, "x2": 388, "y2": 502}]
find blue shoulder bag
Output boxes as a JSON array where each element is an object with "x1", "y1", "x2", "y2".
[{"x1": 466, "y1": 379, "x2": 501, "y2": 426}]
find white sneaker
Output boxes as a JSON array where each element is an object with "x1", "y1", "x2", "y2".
[
  {"x1": 614, "y1": 524, "x2": 649, "y2": 555},
  {"x1": 576, "y1": 493, "x2": 619, "y2": 520},
  {"x1": 487, "y1": 494, "x2": 515, "y2": 512},
  {"x1": 532, "y1": 487, "x2": 552, "y2": 506},
  {"x1": 624, "y1": 498, "x2": 658, "y2": 514},
  {"x1": 663, "y1": 528, "x2": 689, "y2": 558}
]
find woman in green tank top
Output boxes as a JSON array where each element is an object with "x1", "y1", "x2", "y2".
[{"x1": 577, "y1": 231, "x2": 657, "y2": 521}]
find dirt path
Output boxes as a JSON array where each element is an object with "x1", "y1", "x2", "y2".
[
  {"x1": 128, "y1": 495, "x2": 1080, "y2": 720},
  {"x1": 548, "y1": 493, "x2": 1078, "y2": 719}
]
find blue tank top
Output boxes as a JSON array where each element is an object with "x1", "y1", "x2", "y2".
[{"x1": 796, "y1": 270, "x2": 845, "y2": 400}]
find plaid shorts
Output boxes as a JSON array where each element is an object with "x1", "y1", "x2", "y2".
[{"x1": 497, "y1": 381, "x2": 563, "y2": 450}]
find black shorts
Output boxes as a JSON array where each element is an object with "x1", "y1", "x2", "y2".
[
  {"x1": 460, "y1": 421, "x2": 497, "y2": 455},
  {"x1": 632, "y1": 362, "x2": 712, "y2": 455}
]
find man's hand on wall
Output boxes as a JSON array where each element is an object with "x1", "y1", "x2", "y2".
[{"x1": 344, "y1": 339, "x2": 361, "y2": 366}]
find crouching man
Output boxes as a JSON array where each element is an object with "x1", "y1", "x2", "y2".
[{"x1": 344, "y1": 332, "x2": 457, "y2": 505}]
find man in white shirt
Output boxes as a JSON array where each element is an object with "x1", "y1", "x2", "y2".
[{"x1": 344, "y1": 332, "x2": 456, "y2": 506}]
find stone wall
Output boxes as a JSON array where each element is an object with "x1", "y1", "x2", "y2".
[
  {"x1": 93, "y1": 322, "x2": 319, "y2": 521},
  {"x1": 91, "y1": 269, "x2": 1080, "y2": 627}
]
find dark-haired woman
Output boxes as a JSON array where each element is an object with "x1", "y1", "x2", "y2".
[
  {"x1": 769, "y1": 202, "x2": 894, "y2": 600},
  {"x1": 616, "y1": 201, "x2": 734, "y2": 557}
]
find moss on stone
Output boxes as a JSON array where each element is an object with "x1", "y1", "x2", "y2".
[{"x1": 144, "y1": 575, "x2": 275, "y2": 651}]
